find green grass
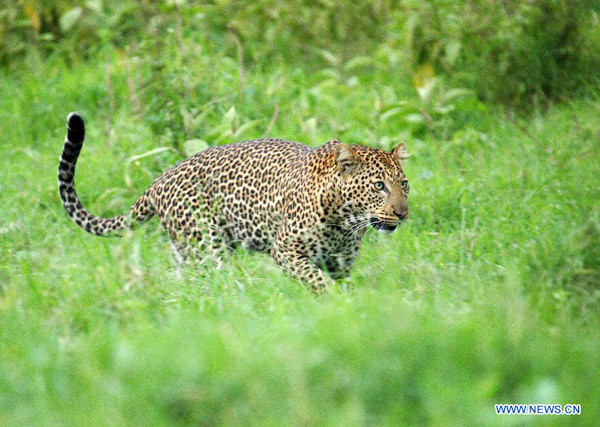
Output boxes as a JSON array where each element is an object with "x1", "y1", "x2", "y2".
[{"x1": 1, "y1": 47, "x2": 599, "y2": 426}]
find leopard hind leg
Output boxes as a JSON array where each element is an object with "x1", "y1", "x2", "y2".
[{"x1": 165, "y1": 219, "x2": 228, "y2": 270}]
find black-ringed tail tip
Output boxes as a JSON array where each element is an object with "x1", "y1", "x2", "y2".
[
  {"x1": 58, "y1": 112, "x2": 153, "y2": 236},
  {"x1": 66, "y1": 112, "x2": 85, "y2": 145}
]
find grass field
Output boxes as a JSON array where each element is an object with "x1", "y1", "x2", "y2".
[{"x1": 1, "y1": 42, "x2": 599, "y2": 425}]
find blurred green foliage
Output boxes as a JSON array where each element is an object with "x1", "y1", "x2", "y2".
[
  {"x1": 396, "y1": 0, "x2": 600, "y2": 103},
  {"x1": 1, "y1": 0, "x2": 599, "y2": 106}
]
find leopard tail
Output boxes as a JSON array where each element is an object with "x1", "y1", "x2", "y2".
[{"x1": 58, "y1": 113, "x2": 154, "y2": 236}]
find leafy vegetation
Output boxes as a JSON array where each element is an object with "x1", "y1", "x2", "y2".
[
  {"x1": 1, "y1": 1, "x2": 599, "y2": 425},
  {"x1": 2, "y1": 0, "x2": 600, "y2": 104}
]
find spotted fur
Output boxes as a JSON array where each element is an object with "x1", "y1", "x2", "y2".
[{"x1": 58, "y1": 113, "x2": 410, "y2": 292}]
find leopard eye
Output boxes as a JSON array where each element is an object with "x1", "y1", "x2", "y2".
[
  {"x1": 374, "y1": 181, "x2": 385, "y2": 191},
  {"x1": 401, "y1": 180, "x2": 408, "y2": 190}
]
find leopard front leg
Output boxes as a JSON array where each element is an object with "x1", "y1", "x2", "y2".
[
  {"x1": 270, "y1": 244, "x2": 333, "y2": 294},
  {"x1": 322, "y1": 234, "x2": 363, "y2": 280}
]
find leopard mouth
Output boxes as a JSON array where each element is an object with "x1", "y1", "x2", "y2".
[{"x1": 369, "y1": 218, "x2": 397, "y2": 233}]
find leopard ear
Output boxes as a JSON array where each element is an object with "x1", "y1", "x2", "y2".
[
  {"x1": 335, "y1": 143, "x2": 361, "y2": 175},
  {"x1": 392, "y1": 142, "x2": 408, "y2": 163}
]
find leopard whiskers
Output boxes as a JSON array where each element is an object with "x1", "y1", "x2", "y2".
[{"x1": 341, "y1": 217, "x2": 370, "y2": 241}]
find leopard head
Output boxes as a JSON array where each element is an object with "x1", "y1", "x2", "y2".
[{"x1": 335, "y1": 142, "x2": 410, "y2": 233}]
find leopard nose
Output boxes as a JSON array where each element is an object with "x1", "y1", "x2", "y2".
[{"x1": 394, "y1": 210, "x2": 409, "y2": 220}]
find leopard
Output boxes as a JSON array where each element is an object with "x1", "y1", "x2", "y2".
[{"x1": 58, "y1": 113, "x2": 410, "y2": 293}]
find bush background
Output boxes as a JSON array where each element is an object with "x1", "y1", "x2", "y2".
[{"x1": 0, "y1": 1, "x2": 599, "y2": 425}]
